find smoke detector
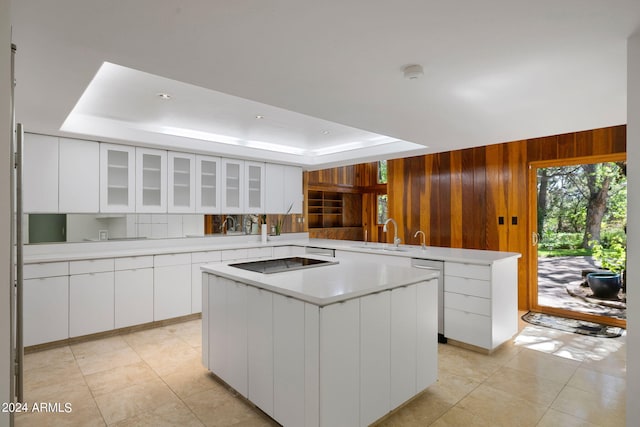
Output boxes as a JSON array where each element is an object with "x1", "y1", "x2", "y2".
[{"x1": 403, "y1": 64, "x2": 424, "y2": 80}]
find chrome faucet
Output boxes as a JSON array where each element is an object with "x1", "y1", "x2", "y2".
[
  {"x1": 414, "y1": 230, "x2": 426, "y2": 250},
  {"x1": 383, "y1": 218, "x2": 401, "y2": 247},
  {"x1": 222, "y1": 216, "x2": 236, "y2": 233}
]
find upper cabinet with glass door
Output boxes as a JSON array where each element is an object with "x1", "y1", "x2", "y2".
[
  {"x1": 135, "y1": 148, "x2": 167, "y2": 213},
  {"x1": 244, "y1": 161, "x2": 265, "y2": 214},
  {"x1": 168, "y1": 152, "x2": 195, "y2": 213},
  {"x1": 100, "y1": 143, "x2": 135, "y2": 213},
  {"x1": 196, "y1": 155, "x2": 221, "y2": 214},
  {"x1": 221, "y1": 159, "x2": 244, "y2": 213}
]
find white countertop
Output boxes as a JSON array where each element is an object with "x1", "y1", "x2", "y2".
[
  {"x1": 23, "y1": 234, "x2": 520, "y2": 265},
  {"x1": 201, "y1": 255, "x2": 439, "y2": 306}
]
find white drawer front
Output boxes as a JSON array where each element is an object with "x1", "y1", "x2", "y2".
[
  {"x1": 191, "y1": 251, "x2": 222, "y2": 264},
  {"x1": 69, "y1": 258, "x2": 114, "y2": 275},
  {"x1": 221, "y1": 248, "x2": 249, "y2": 261},
  {"x1": 114, "y1": 256, "x2": 153, "y2": 271},
  {"x1": 24, "y1": 262, "x2": 68, "y2": 279},
  {"x1": 444, "y1": 308, "x2": 491, "y2": 349},
  {"x1": 247, "y1": 247, "x2": 272, "y2": 259},
  {"x1": 444, "y1": 262, "x2": 491, "y2": 280},
  {"x1": 154, "y1": 253, "x2": 191, "y2": 267},
  {"x1": 444, "y1": 292, "x2": 490, "y2": 316},
  {"x1": 445, "y1": 276, "x2": 490, "y2": 298}
]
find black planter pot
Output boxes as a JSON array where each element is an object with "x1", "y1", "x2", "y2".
[{"x1": 586, "y1": 272, "x2": 622, "y2": 299}]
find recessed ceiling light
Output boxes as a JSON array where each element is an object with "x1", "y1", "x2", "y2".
[
  {"x1": 156, "y1": 92, "x2": 172, "y2": 100},
  {"x1": 403, "y1": 64, "x2": 424, "y2": 80},
  {"x1": 255, "y1": 115, "x2": 264, "y2": 119},
  {"x1": 321, "y1": 130, "x2": 330, "y2": 135}
]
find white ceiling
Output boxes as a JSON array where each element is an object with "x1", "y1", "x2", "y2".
[{"x1": 10, "y1": 1, "x2": 640, "y2": 169}]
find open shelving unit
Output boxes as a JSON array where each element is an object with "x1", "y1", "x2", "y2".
[{"x1": 308, "y1": 190, "x2": 362, "y2": 229}]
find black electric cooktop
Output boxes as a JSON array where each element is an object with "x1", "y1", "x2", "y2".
[{"x1": 229, "y1": 257, "x2": 337, "y2": 274}]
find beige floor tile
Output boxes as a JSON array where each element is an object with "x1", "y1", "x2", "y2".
[
  {"x1": 84, "y1": 360, "x2": 159, "y2": 396},
  {"x1": 183, "y1": 387, "x2": 264, "y2": 427},
  {"x1": 456, "y1": 384, "x2": 548, "y2": 427},
  {"x1": 93, "y1": 377, "x2": 181, "y2": 425},
  {"x1": 141, "y1": 341, "x2": 201, "y2": 376},
  {"x1": 428, "y1": 406, "x2": 494, "y2": 427},
  {"x1": 551, "y1": 385, "x2": 626, "y2": 427},
  {"x1": 484, "y1": 366, "x2": 565, "y2": 406},
  {"x1": 121, "y1": 327, "x2": 177, "y2": 351},
  {"x1": 568, "y1": 367, "x2": 626, "y2": 396},
  {"x1": 111, "y1": 400, "x2": 205, "y2": 427},
  {"x1": 70, "y1": 335, "x2": 131, "y2": 359},
  {"x1": 14, "y1": 401, "x2": 105, "y2": 427},
  {"x1": 424, "y1": 371, "x2": 480, "y2": 405},
  {"x1": 24, "y1": 346, "x2": 76, "y2": 371},
  {"x1": 22, "y1": 375, "x2": 94, "y2": 411},
  {"x1": 75, "y1": 346, "x2": 142, "y2": 376},
  {"x1": 536, "y1": 408, "x2": 600, "y2": 427},
  {"x1": 437, "y1": 344, "x2": 503, "y2": 383},
  {"x1": 506, "y1": 347, "x2": 580, "y2": 383},
  {"x1": 376, "y1": 391, "x2": 452, "y2": 426},
  {"x1": 161, "y1": 361, "x2": 217, "y2": 399},
  {"x1": 23, "y1": 359, "x2": 84, "y2": 392}
]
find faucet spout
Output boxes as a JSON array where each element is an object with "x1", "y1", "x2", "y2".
[
  {"x1": 383, "y1": 218, "x2": 401, "y2": 247},
  {"x1": 414, "y1": 230, "x2": 426, "y2": 250},
  {"x1": 222, "y1": 216, "x2": 236, "y2": 233}
]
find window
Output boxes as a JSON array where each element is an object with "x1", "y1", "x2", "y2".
[
  {"x1": 377, "y1": 194, "x2": 388, "y2": 224},
  {"x1": 377, "y1": 160, "x2": 387, "y2": 184}
]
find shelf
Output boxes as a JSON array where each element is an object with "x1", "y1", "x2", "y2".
[
  {"x1": 108, "y1": 164, "x2": 128, "y2": 170},
  {"x1": 174, "y1": 184, "x2": 190, "y2": 188},
  {"x1": 142, "y1": 167, "x2": 161, "y2": 172},
  {"x1": 107, "y1": 185, "x2": 128, "y2": 189}
]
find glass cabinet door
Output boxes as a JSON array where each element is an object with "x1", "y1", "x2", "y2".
[
  {"x1": 135, "y1": 148, "x2": 167, "y2": 213},
  {"x1": 221, "y1": 159, "x2": 244, "y2": 213},
  {"x1": 168, "y1": 152, "x2": 195, "y2": 213},
  {"x1": 100, "y1": 143, "x2": 135, "y2": 213},
  {"x1": 244, "y1": 161, "x2": 265, "y2": 214},
  {"x1": 196, "y1": 155, "x2": 221, "y2": 213}
]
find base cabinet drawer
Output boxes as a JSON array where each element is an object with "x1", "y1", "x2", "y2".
[
  {"x1": 444, "y1": 308, "x2": 491, "y2": 349},
  {"x1": 444, "y1": 292, "x2": 490, "y2": 316},
  {"x1": 444, "y1": 262, "x2": 491, "y2": 280},
  {"x1": 444, "y1": 276, "x2": 490, "y2": 298},
  {"x1": 24, "y1": 276, "x2": 69, "y2": 346}
]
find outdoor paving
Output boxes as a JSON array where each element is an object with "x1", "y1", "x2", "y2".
[{"x1": 537, "y1": 256, "x2": 626, "y2": 320}]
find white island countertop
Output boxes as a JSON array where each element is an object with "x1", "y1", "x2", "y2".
[{"x1": 201, "y1": 255, "x2": 439, "y2": 306}]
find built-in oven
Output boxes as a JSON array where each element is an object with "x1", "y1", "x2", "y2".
[{"x1": 411, "y1": 258, "x2": 446, "y2": 343}]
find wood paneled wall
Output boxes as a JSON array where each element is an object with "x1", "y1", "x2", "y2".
[{"x1": 387, "y1": 125, "x2": 626, "y2": 309}]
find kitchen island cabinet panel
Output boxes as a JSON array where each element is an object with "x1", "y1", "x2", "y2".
[
  {"x1": 390, "y1": 285, "x2": 418, "y2": 408},
  {"x1": 69, "y1": 272, "x2": 114, "y2": 337},
  {"x1": 24, "y1": 276, "x2": 69, "y2": 346},
  {"x1": 360, "y1": 291, "x2": 391, "y2": 426},
  {"x1": 226, "y1": 281, "x2": 248, "y2": 397},
  {"x1": 319, "y1": 298, "x2": 360, "y2": 427},
  {"x1": 273, "y1": 294, "x2": 306, "y2": 427},
  {"x1": 247, "y1": 287, "x2": 274, "y2": 417},
  {"x1": 416, "y1": 281, "x2": 438, "y2": 390}
]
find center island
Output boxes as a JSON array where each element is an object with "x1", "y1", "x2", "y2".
[{"x1": 201, "y1": 255, "x2": 439, "y2": 427}]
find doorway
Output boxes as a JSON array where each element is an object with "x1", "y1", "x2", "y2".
[{"x1": 529, "y1": 154, "x2": 626, "y2": 328}]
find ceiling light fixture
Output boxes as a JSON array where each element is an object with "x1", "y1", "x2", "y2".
[
  {"x1": 255, "y1": 115, "x2": 264, "y2": 119},
  {"x1": 403, "y1": 64, "x2": 424, "y2": 80},
  {"x1": 156, "y1": 92, "x2": 172, "y2": 100},
  {"x1": 321, "y1": 130, "x2": 330, "y2": 135}
]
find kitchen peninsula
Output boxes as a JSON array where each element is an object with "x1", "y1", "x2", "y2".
[{"x1": 201, "y1": 256, "x2": 439, "y2": 427}]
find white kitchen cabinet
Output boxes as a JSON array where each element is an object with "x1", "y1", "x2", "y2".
[
  {"x1": 247, "y1": 247, "x2": 272, "y2": 259},
  {"x1": 59, "y1": 138, "x2": 100, "y2": 213},
  {"x1": 191, "y1": 251, "x2": 222, "y2": 313},
  {"x1": 226, "y1": 281, "x2": 249, "y2": 397},
  {"x1": 23, "y1": 133, "x2": 59, "y2": 213},
  {"x1": 100, "y1": 143, "x2": 135, "y2": 213},
  {"x1": 244, "y1": 161, "x2": 265, "y2": 214},
  {"x1": 168, "y1": 152, "x2": 196, "y2": 213},
  {"x1": 69, "y1": 271, "x2": 114, "y2": 337},
  {"x1": 265, "y1": 163, "x2": 303, "y2": 214},
  {"x1": 24, "y1": 275, "x2": 69, "y2": 346},
  {"x1": 444, "y1": 260, "x2": 518, "y2": 351},
  {"x1": 247, "y1": 287, "x2": 274, "y2": 417},
  {"x1": 335, "y1": 249, "x2": 411, "y2": 267},
  {"x1": 221, "y1": 158, "x2": 244, "y2": 213},
  {"x1": 360, "y1": 291, "x2": 391, "y2": 426},
  {"x1": 265, "y1": 163, "x2": 285, "y2": 214},
  {"x1": 114, "y1": 256, "x2": 154, "y2": 328},
  {"x1": 320, "y1": 298, "x2": 360, "y2": 427},
  {"x1": 136, "y1": 147, "x2": 167, "y2": 213},
  {"x1": 284, "y1": 165, "x2": 303, "y2": 214},
  {"x1": 221, "y1": 248, "x2": 249, "y2": 261},
  {"x1": 390, "y1": 284, "x2": 417, "y2": 408},
  {"x1": 195, "y1": 155, "x2": 221, "y2": 214},
  {"x1": 153, "y1": 253, "x2": 191, "y2": 320},
  {"x1": 273, "y1": 294, "x2": 306, "y2": 427}
]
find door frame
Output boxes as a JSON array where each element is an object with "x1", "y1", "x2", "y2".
[{"x1": 528, "y1": 153, "x2": 626, "y2": 328}]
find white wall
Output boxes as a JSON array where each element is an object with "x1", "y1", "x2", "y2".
[
  {"x1": 0, "y1": 0, "x2": 13, "y2": 425},
  {"x1": 627, "y1": 28, "x2": 640, "y2": 427}
]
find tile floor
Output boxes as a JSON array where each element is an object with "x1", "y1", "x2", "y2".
[{"x1": 15, "y1": 314, "x2": 626, "y2": 427}]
